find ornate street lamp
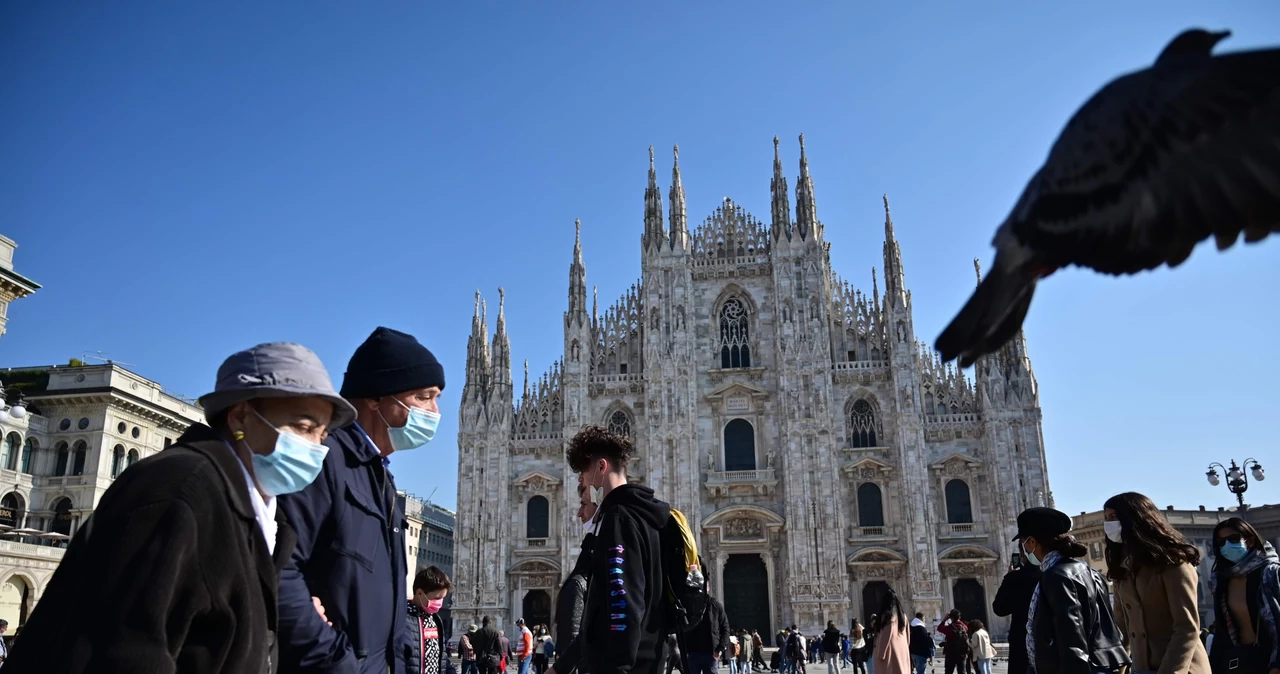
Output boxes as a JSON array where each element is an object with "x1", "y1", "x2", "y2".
[{"x1": 1206, "y1": 459, "x2": 1266, "y2": 511}]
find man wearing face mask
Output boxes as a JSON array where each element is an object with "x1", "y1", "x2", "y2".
[
  {"x1": 2, "y1": 342, "x2": 353, "y2": 674},
  {"x1": 278, "y1": 326, "x2": 445, "y2": 674},
  {"x1": 547, "y1": 483, "x2": 598, "y2": 674},
  {"x1": 567, "y1": 426, "x2": 672, "y2": 674}
]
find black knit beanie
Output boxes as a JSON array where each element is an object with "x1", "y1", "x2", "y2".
[{"x1": 340, "y1": 326, "x2": 446, "y2": 399}]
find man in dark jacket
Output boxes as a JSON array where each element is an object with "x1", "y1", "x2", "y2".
[
  {"x1": 568, "y1": 426, "x2": 671, "y2": 674},
  {"x1": 992, "y1": 562, "x2": 1041, "y2": 674},
  {"x1": 548, "y1": 483, "x2": 597, "y2": 674},
  {"x1": 473, "y1": 617, "x2": 504, "y2": 674},
  {"x1": 685, "y1": 585, "x2": 730, "y2": 674},
  {"x1": 908, "y1": 613, "x2": 935, "y2": 674},
  {"x1": 3, "y1": 343, "x2": 355, "y2": 673},
  {"x1": 279, "y1": 326, "x2": 446, "y2": 674},
  {"x1": 937, "y1": 610, "x2": 970, "y2": 674}
]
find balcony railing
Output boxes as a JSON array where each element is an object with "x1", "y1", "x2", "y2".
[
  {"x1": 847, "y1": 525, "x2": 897, "y2": 542},
  {"x1": 833, "y1": 360, "x2": 888, "y2": 371},
  {"x1": 938, "y1": 522, "x2": 986, "y2": 539},
  {"x1": 704, "y1": 468, "x2": 778, "y2": 497},
  {"x1": 925, "y1": 413, "x2": 980, "y2": 425},
  {"x1": 519, "y1": 537, "x2": 550, "y2": 549}
]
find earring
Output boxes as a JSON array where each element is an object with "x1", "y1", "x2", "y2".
[{"x1": 232, "y1": 430, "x2": 245, "y2": 441}]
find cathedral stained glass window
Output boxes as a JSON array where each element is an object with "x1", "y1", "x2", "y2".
[
  {"x1": 718, "y1": 299, "x2": 751, "y2": 369},
  {"x1": 849, "y1": 399, "x2": 878, "y2": 448},
  {"x1": 608, "y1": 410, "x2": 631, "y2": 438}
]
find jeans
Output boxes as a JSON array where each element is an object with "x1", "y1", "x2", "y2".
[
  {"x1": 462, "y1": 662, "x2": 479, "y2": 674},
  {"x1": 866, "y1": 651, "x2": 874, "y2": 674},
  {"x1": 689, "y1": 652, "x2": 719, "y2": 674},
  {"x1": 974, "y1": 660, "x2": 991, "y2": 674},
  {"x1": 730, "y1": 658, "x2": 740, "y2": 674},
  {"x1": 519, "y1": 655, "x2": 532, "y2": 674},
  {"x1": 827, "y1": 655, "x2": 841, "y2": 674},
  {"x1": 911, "y1": 655, "x2": 929, "y2": 674}
]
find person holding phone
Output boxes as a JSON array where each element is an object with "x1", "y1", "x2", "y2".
[{"x1": 994, "y1": 549, "x2": 1042, "y2": 674}]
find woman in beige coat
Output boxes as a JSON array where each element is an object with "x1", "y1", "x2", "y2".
[
  {"x1": 872, "y1": 589, "x2": 911, "y2": 674},
  {"x1": 1104, "y1": 492, "x2": 1211, "y2": 674}
]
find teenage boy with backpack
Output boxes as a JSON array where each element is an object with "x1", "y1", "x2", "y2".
[
  {"x1": 568, "y1": 426, "x2": 675, "y2": 674},
  {"x1": 936, "y1": 610, "x2": 970, "y2": 674}
]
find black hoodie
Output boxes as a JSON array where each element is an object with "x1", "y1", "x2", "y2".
[{"x1": 581, "y1": 483, "x2": 671, "y2": 674}]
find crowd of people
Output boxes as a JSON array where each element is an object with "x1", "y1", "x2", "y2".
[{"x1": 0, "y1": 326, "x2": 1274, "y2": 674}]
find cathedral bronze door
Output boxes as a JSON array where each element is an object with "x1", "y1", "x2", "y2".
[
  {"x1": 522, "y1": 589, "x2": 551, "y2": 631},
  {"x1": 951, "y1": 579, "x2": 987, "y2": 626},
  {"x1": 723, "y1": 554, "x2": 770, "y2": 635},
  {"x1": 861, "y1": 581, "x2": 890, "y2": 627}
]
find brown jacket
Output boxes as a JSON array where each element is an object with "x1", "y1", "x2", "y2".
[{"x1": 1112, "y1": 562, "x2": 1211, "y2": 674}]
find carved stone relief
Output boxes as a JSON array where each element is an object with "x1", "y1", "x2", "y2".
[{"x1": 724, "y1": 518, "x2": 763, "y2": 539}]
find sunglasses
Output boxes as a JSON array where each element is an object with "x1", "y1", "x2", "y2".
[{"x1": 1217, "y1": 534, "x2": 1244, "y2": 545}]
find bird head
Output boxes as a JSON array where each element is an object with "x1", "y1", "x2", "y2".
[{"x1": 1155, "y1": 28, "x2": 1231, "y2": 65}]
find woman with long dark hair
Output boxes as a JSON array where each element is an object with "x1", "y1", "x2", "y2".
[
  {"x1": 1103, "y1": 492, "x2": 1210, "y2": 674},
  {"x1": 871, "y1": 590, "x2": 910, "y2": 674},
  {"x1": 1016, "y1": 507, "x2": 1130, "y2": 674},
  {"x1": 1207, "y1": 517, "x2": 1279, "y2": 674}
]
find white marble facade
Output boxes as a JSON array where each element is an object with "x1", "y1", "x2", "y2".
[{"x1": 452, "y1": 138, "x2": 1051, "y2": 640}]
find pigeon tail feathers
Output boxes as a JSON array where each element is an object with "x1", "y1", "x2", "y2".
[{"x1": 935, "y1": 259, "x2": 1039, "y2": 367}]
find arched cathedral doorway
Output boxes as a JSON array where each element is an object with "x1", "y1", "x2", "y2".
[
  {"x1": 522, "y1": 589, "x2": 551, "y2": 631},
  {"x1": 952, "y1": 578, "x2": 987, "y2": 626},
  {"x1": 861, "y1": 581, "x2": 890, "y2": 627},
  {"x1": 723, "y1": 554, "x2": 770, "y2": 635}
]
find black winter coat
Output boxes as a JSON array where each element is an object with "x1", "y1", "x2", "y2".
[
  {"x1": 554, "y1": 534, "x2": 593, "y2": 674},
  {"x1": 581, "y1": 484, "x2": 671, "y2": 674},
  {"x1": 687, "y1": 596, "x2": 730, "y2": 656},
  {"x1": 402, "y1": 602, "x2": 457, "y2": 674},
  {"x1": 2, "y1": 424, "x2": 296, "y2": 674},
  {"x1": 993, "y1": 564, "x2": 1041, "y2": 674},
  {"x1": 1030, "y1": 558, "x2": 1130, "y2": 674},
  {"x1": 277, "y1": 424, "x2": 409, "y2": 674},
  {"x1": 822, "y1": 628, "x2": 843, "y2": 654}
]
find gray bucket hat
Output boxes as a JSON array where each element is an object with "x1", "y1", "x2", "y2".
[{"x1": 199, "y1": 342, "x2": 357, "y2": 428}]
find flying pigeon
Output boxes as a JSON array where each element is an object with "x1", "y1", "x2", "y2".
[{"x1": 936, "y1": 28, "x2": 1280, "y2": 367}]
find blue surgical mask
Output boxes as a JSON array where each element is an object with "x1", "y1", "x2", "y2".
[
  {"x1": 1022, "y1": 540, "x2": 1042, "y2": 567},
  {"x1": 246, "y1": 408, "x2": 329, "y2": 496},
  {"x1": 382, "y1": 398, "x2": 440, "y2": 451},
  {"x1": 1220, "y1": 541, "x2": 1249, "y2": 564}
]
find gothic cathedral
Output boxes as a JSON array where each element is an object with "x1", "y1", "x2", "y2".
[{"x1": 452, "y1": 136, "x2": 1051, "y2": 639}]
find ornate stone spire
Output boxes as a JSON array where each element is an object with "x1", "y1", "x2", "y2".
[
  {"x1": 882, "y1": 195, "x2": 908, "y2": 308},
  {"x1": 464, "y1": 290, "x2": 491, "y2": 402},
  {"x1": 643, "y1": 146, "x2": 665, "y2": 252},
  {"x1": 491, "y1": 287, "x2": 511, "y2": 386},
  {"x1": 668, "y1": 145, "x2": 688, "y2": 249},
  {"x1": 973, "y1": 258, "x2": 982, "y2": 288},
  {"x1": 522, "y1": 359, "x2": 530, "y2": 401},
  {"x1": 592, "y1": 285, "x2": 599, "y2": 327},
  {"x1": 770, "y1": 136, "x2": 792, "y2": 241},
  {"x1": 567, "y1": 219, "x2": 588, "y2": 324},
  {"x1": 794, "y1": 134, "x2": 818, "y2": 240}
]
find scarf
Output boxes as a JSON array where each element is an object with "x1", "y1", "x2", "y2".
[
  {"x1": 910, "y1": 618, "x2": 924, "y2": 628},
  {"x1": 1212, "y1": 542, "x2": 1280, "y2": 668},
  {"x1": 1024, "y1": 551, "x2": 1063, "y2": 674}
]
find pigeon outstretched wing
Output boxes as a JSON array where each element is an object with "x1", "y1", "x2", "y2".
[{"x1": 1007, "y1": 46, "x2": 1280, "y2": 275}]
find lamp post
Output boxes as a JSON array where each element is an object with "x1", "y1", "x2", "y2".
[{"x1": 1206, "y1": 459, "x2": 1266, "y2": 512}]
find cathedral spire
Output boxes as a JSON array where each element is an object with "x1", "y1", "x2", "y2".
[
  {"x1": 491, "y1": 287, "x2": 511, "y2": 387},
  {"x1": 643, "y1": 146, "x2": 665, "y2": 252},
  {"x1": 794, "y1": 133, "x2": 818, "y2": 240},
  {"x1": 882, "y1": 195, "x2": 908, "y2": 308},
  {"x1": 464, "y1": 290, "x2": 491, "y2": 403},
  {"x1": 973, "y1": 258, "x2": 982, "y2": 288},
  {"x1": 770, "y1": 136, "x2": 792, "y2": 241},
  {"x1": 522, "y1": 359, "x2": 530, "y2": 401},
  {"x1": 592, "y1": 285, "x2": 599, "y2": 327},
  {"x1": 668, "y1": 145, "x2": 688, "y2": 250},
  {"x1": 567, "y1": 219, "x2": 588, "y2": 324}
]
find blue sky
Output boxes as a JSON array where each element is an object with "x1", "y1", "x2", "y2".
[{"x1": 2, "y1": 2, "x2": 1277, "y2": 516}]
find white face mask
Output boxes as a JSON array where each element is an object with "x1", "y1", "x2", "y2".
[
  {"x1": 1103, "y1": 521, "x2": 1123, "y2": 543},
  {"x1": 582, "y1": 518, "x2": 599, "y2": 537}
]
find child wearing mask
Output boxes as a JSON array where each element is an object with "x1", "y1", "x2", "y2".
[{"x1": 404, "y1": 566, "x2": 458, "y2": 674}]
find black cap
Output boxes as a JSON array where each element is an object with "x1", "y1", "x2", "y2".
[
  {"x1": 1012, "y1": 507, "x2": 1072, "y2": 541},
  {"x1": 341, "y1": 327, "x2": 446, "y2": 399}
]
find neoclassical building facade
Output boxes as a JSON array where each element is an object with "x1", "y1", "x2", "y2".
[
  {"x1": 0, "y1": 238, "x2": 204, "y2": 627},
  {"x1": 452, "y1": 138, "x2": 1052, "y2": 638}
]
